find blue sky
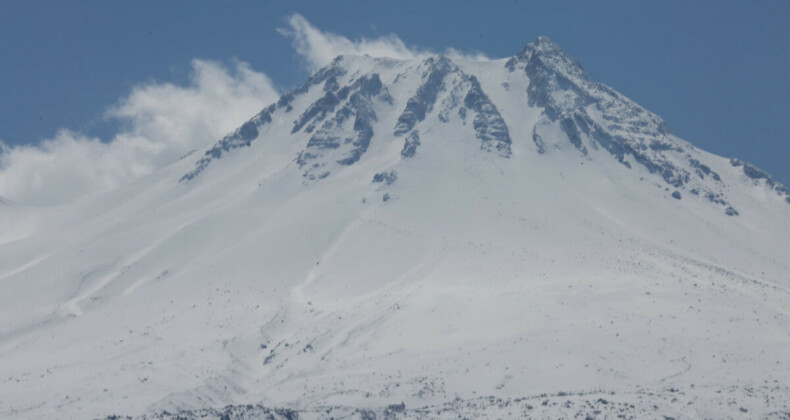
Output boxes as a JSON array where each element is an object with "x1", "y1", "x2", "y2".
[{"x1": 0, "y1": 1, "x2": 788, "y2": 203}]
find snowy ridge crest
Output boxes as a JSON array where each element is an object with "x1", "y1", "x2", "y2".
[
  {"x1": 295, "y1": 72, "x2": 394, "y2": 180},
  {"x1": 392, "y1": 56, "x2": 512, "y2": 157},
  {"x1": 507, "y1": 37, "x2": 757, "y2": 214},
  {"x1": 179, "y1": 37, "x2": 789, "y2": 214}
]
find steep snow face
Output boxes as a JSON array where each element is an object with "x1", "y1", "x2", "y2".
[
  {"x1": 504, "y1": 37, "x2": 790, "y2": 215},
  {"x1": 1, "y1": 38, "x2": 790, "y2": 419},
  {"x1": 391, "y1": 56, "x2": 512, "y2": 158},
  {"x1": 181, "y1": 53, "x2": 515, "y2": 187},
  {"x1": 182, "y1": 37, "x2": 789, "y2": 216}
]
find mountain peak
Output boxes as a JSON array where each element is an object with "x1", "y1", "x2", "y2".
[
  {"x1": 4, "y1": 33, "x2": 790, "y2": 420},
  {"x1": 516, "y1": 36, "x2": 564, "y2": 57},
  {"x1": 178, "y1": 34, "x2": 789, "y2": 215},
  {"x1": 528, "y1": 35, "x2": 562, "y2": 51},
  {"x1": 511, "y1": 36, "x2": 588, "y2": 81}
]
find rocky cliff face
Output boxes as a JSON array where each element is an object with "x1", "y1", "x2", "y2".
[{"x1": 183, "y1": 37, "x2": 788, "y2": 215}]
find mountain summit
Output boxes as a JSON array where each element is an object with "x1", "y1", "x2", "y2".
[
  {"x1": 1, "y1": 38, "x2": 789, "y2": 419},
  {"x1": 183, "y1": 36, "x2": 789, "y2": 215}
]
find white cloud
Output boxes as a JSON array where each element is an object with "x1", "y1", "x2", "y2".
[
  {"x1": 0, "y1": 59, "x2": 279, "y2": 206},
  {"x1": 0, "y1": 15, "x2": 489, "y2": 207},
  {"x1": 279, "y1": 14, "x2": 490, "y2": 72}
]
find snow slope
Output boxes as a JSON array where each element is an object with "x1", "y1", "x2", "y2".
[{"x1": 1, "y1": 37, "x2": 789, "y2": 419}]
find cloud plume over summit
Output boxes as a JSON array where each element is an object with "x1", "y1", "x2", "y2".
[
  {"x1": 278, "y1": 13, "x2": 490, "y2": 72},
  {"x1": 0, "y1": 14, "x2": 487, "y2": 206}
]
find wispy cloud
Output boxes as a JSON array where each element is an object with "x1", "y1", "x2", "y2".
[
  {"x1": 278, "y1": 14, "x2": 490, "y2": 72},
  {"x1": 0, "y1": 14, "x2": 489, "y2": 207},
  {"x1": 0, "y1": 59, "x2": 279, "y2": 206}
]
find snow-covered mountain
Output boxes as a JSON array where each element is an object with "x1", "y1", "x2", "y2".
[{"x1": 1, "y1": 37, "x2": 789, "y2": 419}]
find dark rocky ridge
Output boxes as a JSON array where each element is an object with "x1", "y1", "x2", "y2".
[
  {"x1": 180, "y1": 105, "x2": 274, "y2": 182},
  {"x1": 393, "y1": 56, "x2": 458, "y2": 137},
  {"x1": 179, "y1": 37, "x2": 788, "y2": 214},
  {"x1": 508, "y1": 37, "x2": 748, "y2": 214},
  {"x1": 400, "y1": 130, "x2": 421, "y2": 158},
  {"x1": 464, "y1": 75, "x2": 512, "y2": 157},
  {"x1": 295, "y1": 72, "x2": 394, "y2": 180},
  {"x1": 731, "y1": 158, "x2": 790, "y2": 204},
  {"x1": 393, "y1": 56, "x2": 512, "y2": 158}
]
